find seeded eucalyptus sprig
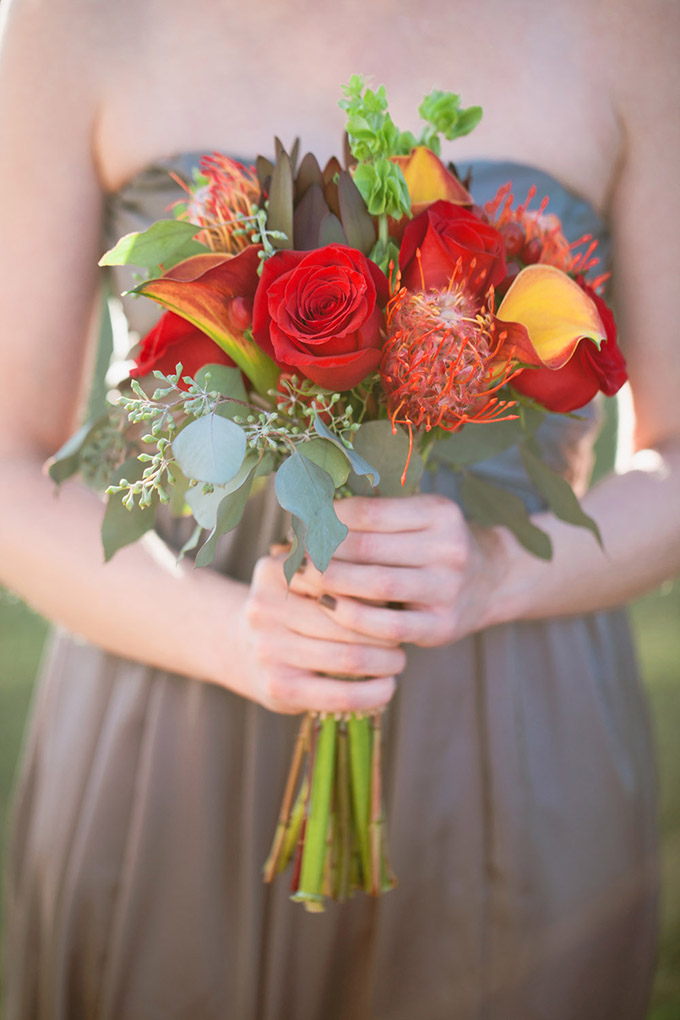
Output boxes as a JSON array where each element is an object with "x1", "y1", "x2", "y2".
[{"x1": 106, "y1": 366, "x2": 365, "y2": 514}]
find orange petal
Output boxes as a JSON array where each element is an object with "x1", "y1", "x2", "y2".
[
  {"x1": 496, "y1": 264, "x2": 606, "y2": 370},
  {"x1": 393, "y1": 146, "x2": 472, "y2": 208}
]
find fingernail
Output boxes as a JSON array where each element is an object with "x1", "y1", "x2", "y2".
[{"x1": 318, "y1": 593, "x2": 337, "y2": 610}]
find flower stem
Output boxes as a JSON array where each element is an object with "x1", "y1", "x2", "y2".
[
  {"x1": 263, "y1": 713, "x2": 311, "y2": 882},
  {"x1": 369, "y1": 711, "x2": 384, "y2": 896},
  {"x1": 348, "y1": 712, "x2": 372, "y2": 887},
  {"x1": 292, "y1": 714, "x2": 337, "y2": 912},
  {"x1": 379, "y1": 214, "x2": 389, "y2": 249},
  {"x1": 335, "y1": 719, "x2": 352, "y2": 901}
]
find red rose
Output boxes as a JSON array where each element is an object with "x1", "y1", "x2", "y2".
[
  {"x1": 399, "y1": 200, "x2": 506, "y2": 296},
  {"x1": 511, "y1": 282, "x2": 627, "y2": 412},
  {"x1": 130, "y1": 310, "x2": 235, "y2": 388},
  {"x1": 253, "y1": 244, "x2": 389, "y2": 390}
]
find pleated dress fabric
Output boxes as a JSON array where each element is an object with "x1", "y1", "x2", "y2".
[{"x1": 5, "y1": 160, "x2": 659, "y2": 1020}]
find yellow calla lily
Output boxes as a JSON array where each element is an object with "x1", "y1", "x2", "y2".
[
  {"x1": 393, "y1": 146, "x2": 472, "y2": 211},
  {"x1": 496, "y1": 264, "x2": 607, "y2": 369}
]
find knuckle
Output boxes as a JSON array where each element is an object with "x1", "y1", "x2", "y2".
[
  {"x1": 245, "y1": 594, "x2": 265, "y2": 628},
  {"x1": 263, "y1": 669, "x2": 289, "y2": 705}
]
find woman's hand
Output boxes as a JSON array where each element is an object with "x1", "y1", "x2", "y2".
[
  {"x1": 290, "y1": 494, "x2": 506, "y2": 649},
  {"x1": 240, "y1": 548, "x2": 406, "y2": 715}
]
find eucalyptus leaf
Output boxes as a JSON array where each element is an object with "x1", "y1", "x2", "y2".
[
  {"x1": 176, "y1": 523, "x2": 203, "y2": 563},
  {"x1": 172, "y1": 414, "x2": 246, "y2": 484},
  {"x1": 460, "y1": 472, "x2": 552, "y2": 560},
  {"x1": 300, "y1": 439, "x2": 350, "y2": 487},
  {"x1": 349, "y1": 420, "x2": 423, "y2": 497},
  {"x1": 185, "y1": 454, "x2": 259, "y2": 529},
  {"x1": 101, "y1": 458, "x2": 157, "y2": 562},
  {"x1": 284, "y1": 516, "x2": 308, "y2": 586},
  {"x1": 313, "y1": 414, "x2": 380, "y2": 486},
  {"x1": 275, "y1": 450, "x2": 348, "y2": 573},
  {"x1": 48, "y1": 417, "x2": 103, "y2": 484},
  {"x1": 194, "y1": 464, "x2": 257, "y2": 568},
  {"x1": 520, "y1": 440, "x2": 603, "y2": 547},
  {"x1": 98, "y1": 220, "x2": 207, "y2": 269},
  {"x1": 430, "y1": 419, "x2": 525, "y2": 468}
]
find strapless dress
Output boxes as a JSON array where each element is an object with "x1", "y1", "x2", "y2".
[{"x1": 5, "y1": 158, "x2": 658, "y2": 1020}]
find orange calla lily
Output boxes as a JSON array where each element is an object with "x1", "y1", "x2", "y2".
[
  {"x1": 393, "y1": 146, "x2": 472, "y2": 212},
  {"x1": 496, "y1": 264, "x2": 607, "y2": 370},
  {"x1": 132, "y1": 246, "x2": 280, "y2": 395}
]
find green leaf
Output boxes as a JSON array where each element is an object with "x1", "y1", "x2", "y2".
[
  {"x1": 367, "y1": 236, "x2": 401, "y2": 277},
  {"x1": 172, "y1": 414, "x2": 246, "y2": 484},
  {"x1": 337, "y1": 171, "x2": 376, "y2": 254},
  {"x1": 176, "y1": 523, "x2": 202, "y2": 562},
  {"x1": 101, "y1": 458, "x2": 157, "y2": 562},
  {"x1": 300, "y1": 439, "x2": 350, "y2": 487},
  {"x1": 519, "y1": 440, "x2": 603, "y2": 547},
  {"x1": 267, "y1": 151, "x2": 294, "y2": 250},
  {"x1": 283, "y1": 516, "x2": 307, "y2": 586},
  {"x1": 418, "y1": 89, "x2": 483, "y2": 142},
  {"x1": 349, "y1": 420, "x2": 423, "y2": 497},
  {"x1": 275, "y1": 450, "x2": 348, "y2": 573},
  {"x1": 194, "y1": 364, "x2": 249, "y2": 420},
  {"x1": 195, "y1": 464, "x2": 257, "y2": 568},
  {"x1": 460, "y1": 472, "x2": 552, "y2": 560},
  {"x1": 185, "y1": 454, "x2": 259, "y2": 529},
  {"x1": 352, "y1": 159, "x2": 410, "y2": 219},
  {"x1": 48, "y1": 417, "x2": 103, "y2": 484},
  {"x1": 454, "y1": 106, "x2": 484, "y2": 138},
  {"x1": 313, "y1": 415, "x2": 380, "y2": 486},
  {"x1": 98, "y1": 220, "x2": 207, "y2": 269},
  {"x1": 430, "y1": 419, "x2": 525, "y2": 468}
]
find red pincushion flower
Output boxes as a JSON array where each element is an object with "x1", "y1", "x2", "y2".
[
  {"x1": 253, "y1": 244, "x2": 389, "y2": 390},
  {"x1": 130, "y1": 311, "x2": 235, "y2": 389},
  {"x1": 399, "y1": 200, "x2": 506, "y2": 296}
]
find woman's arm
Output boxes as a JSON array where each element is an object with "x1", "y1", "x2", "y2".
[{"x1": 0, "y1": 0, "x2": 401, "y2": 715}]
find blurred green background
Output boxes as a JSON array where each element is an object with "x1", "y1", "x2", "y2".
[{"x1": 1, "y1": 582, "x2": 679, "y2": 1016}]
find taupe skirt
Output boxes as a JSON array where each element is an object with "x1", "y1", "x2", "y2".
[{"x1": 5, "y1": 484, "x2": 658, "y2": 1020}]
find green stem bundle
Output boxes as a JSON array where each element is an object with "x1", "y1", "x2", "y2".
[{"x1": 264, "y1": 709, "x2": 396, "y2": 912}]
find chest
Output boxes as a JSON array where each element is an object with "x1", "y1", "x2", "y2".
[{"x1": 97, "y1": 0, "x2": 620, "y2": 214}]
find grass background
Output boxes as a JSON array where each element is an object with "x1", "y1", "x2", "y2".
[{"x1": 0, "y1": 582, "x2": 678, "y2": 1017}]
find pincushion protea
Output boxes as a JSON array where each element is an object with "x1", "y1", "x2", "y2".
[
  {"x1": 174, "y1": 153, "x2": 261, "y2": 254},
  {"x1": 380, "y1": 282, "x2": 520, "y2": 435}
]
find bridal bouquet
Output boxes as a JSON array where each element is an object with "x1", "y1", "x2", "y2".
[{"x1": 51, "y1": 77, "x2": 627, "y2": 911}]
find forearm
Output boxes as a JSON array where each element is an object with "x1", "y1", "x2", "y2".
[
  {"x1": 485, "y1": 438, "x2": 680, "y2": 625},
  {"x1": 0, "y1": 454, "x2": 250, "y2": 689}
]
